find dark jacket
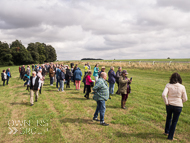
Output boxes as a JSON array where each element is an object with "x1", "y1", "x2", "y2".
[
  {"x1": 42, "y1": 68, "x2": 46, "y2": 76},
  {"x1": 116, "y1": 70, "x2": 122, "y2": 82},
  {"x1": 30, "y1": 76, "x2": 40, "y2": 90},
  {"x1": 60, "y1": 71, "x2": 65, "y2": 80},
  {"x1": 65, "y1": 69, "x2": 71, "y2": 80},
  {"x1": 21, "y1": 67, "x2": 25, "y2": 74},
  {"x1": 108, "y1": 70, "x2": 116, "y2": 84}
]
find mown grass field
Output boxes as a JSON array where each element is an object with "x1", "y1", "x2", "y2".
[{"x1": 0, "y1": 63, "x2": 190, "y2": 143}]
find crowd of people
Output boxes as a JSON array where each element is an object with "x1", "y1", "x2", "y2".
[{"x1": 1, "y1": 62, "x2": 188, "y2": 140}]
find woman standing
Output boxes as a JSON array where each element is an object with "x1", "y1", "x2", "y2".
[
  {"x1": 74, "y1": 66, "x2": 82, "y2": 90},
  {"x1": 93, "y1": 64, "x2": 99, "y2": 83},
  {"x1": 84, "y1": 71, "x2": 93, "y2": 99},
  {"x1": 108, "y1": 67, "x2": 116, "y2": 97},
  {"x1": 118, "y1": 70, "x2": 132, "y2": 109},
  {"x1": 1, "y1": 70, "x2": 7, "y2": 86},
  {"x1": 162, "y1": 72, "x2": 188, "y2": 140}
]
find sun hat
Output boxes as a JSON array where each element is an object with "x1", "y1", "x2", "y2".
[{"x1": 122, "y1": 70, "x2": 128, "y2": 75}]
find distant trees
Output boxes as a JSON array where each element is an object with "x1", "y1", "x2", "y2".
[
  {"x1": 81, "y1": 58, "x2": 103, "y2": 60},
  {"x1": 0, "y1": 40, "x2": 57, "y2": 65}
]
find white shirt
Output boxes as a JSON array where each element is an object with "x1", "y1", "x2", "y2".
[
  {"x1": 162, "y1": 83, "x2": 188, "y2": 107},
  {"x1": 32, "y1": 76, "x2": 41, "y2": 89}
]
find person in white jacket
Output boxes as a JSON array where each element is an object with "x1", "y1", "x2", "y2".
[{"x1": 162, "y1": 72, "x2": 188, "y2": 141}]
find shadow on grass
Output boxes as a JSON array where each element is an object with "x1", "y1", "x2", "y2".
[
  {"x1": 115, "y1": 132, "x2": 166, "y2": 139},
  {"x1": 90, "y1": 105, "x2": 119, "y2": 109},
  {"x1": 60, "y1": 118, "x2": 94, "y2": 124},
  {"x1": 66, "y1": 97, "x2": 90, "y2": 100},
  {"x1": 10, "y1": 102, "x2": 29, "y2": 106}
]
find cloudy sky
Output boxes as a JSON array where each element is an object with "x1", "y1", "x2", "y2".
[{"x1": 0, "y1": 0, "x2": 190, "y2": 60}]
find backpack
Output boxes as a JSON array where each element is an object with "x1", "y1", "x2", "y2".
[{"x1": 1, "y1": 73, "x2": 4, "y2": 81}]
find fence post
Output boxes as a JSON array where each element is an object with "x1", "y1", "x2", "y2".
[{"x1": 153, "y1": 61, "x2": 155, "y2": 65}]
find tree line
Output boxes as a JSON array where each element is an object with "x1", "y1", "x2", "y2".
[{"x1": 0, "y1": 40, "x2": 57, "y2": 65}]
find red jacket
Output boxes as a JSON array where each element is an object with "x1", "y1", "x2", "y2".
[{"x1": 86, "y1": 75, "x2": 93, "y2": 85}]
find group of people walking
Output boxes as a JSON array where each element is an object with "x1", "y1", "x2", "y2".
[{"x1": 1, "y1": 62, "x2": 188, "y2": 140}]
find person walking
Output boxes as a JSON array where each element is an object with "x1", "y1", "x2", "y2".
[
  {"x1": 116, "y1": 67, "x2": 122, "y2": 94},
  {"x1": 49, "y1": 66, "x2": 54, "y2": 86},
  {"x1": 32, "y1": 64, "x2": 34, "y2": 71},
  {"x1": 92, "y1": 72, "x2": 109, "y2": 126},
  {"x1": 24, "y1": 68, "x2": 30, "y2": 91},
  {"x1": 93, "y1": 64, "x2": 99, "y2": 83},
  {"x1": 58, "y1": 68, "x2": 65, "y2": 92},
  {"x1": 84, "y1": 71, "x2": 93, "y2": 99},
  {"x1": 118, "y1": 70, "x2": 132, "y2": 109},
  {"x1": 6, "y1": 68, "x2": 11, "y2": 85},
  {"x1": 29, "y1": 71, "x2": 41, "y2": 106},
  {"x1": 87, "y1": 62, "x2": 91, "y2": 70},
  {"x1": 1, "y1": 70, "x2": 7, "y2": 86},
  {"x1": 108, "y1": 67, "x2": 116, "y2": 98},
  {"x1": 162, "y1": 72, "x2": 188, "y2": 141},
  {"x1": 74, "y1": 66, "x2": 82, "y2": 90},
  {"x1": 84, "y1": 64, "x2": 88, "y2": 75}
]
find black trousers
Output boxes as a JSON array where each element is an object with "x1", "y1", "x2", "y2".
[
  {"x1": 116, "y1": 81, "x2": 119, "y2": 93},
  {"x1": 85, "y1": 85, "x2": 91, "y2": 97}
]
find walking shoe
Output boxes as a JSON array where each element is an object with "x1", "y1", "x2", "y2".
[
  {"x1": 61, "y1": 90, "x2": 65, "y2": 92},
  {"x1": 31, "y1": 104, "x2": 34, "y2": 106},
  {"x1": 93, "y1": 118, "x2": 99, "y2": 121},
  {"x1": 100, "y1": 122, "x2": 109, "y2": 126}
]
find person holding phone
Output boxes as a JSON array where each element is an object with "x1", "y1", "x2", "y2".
[{"x1": 118, "y1": 70, "x2": 132, "y2": 109}]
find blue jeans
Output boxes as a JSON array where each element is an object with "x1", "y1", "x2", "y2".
[
  {"x1": 24, "y1": 79, "x2": 30, "y2": 85},
  {"x1": 94, "y1": 100, "x2": 106, "y2": 122},
  {"x1": 56, "y1": 76, "x2": 60, "y2": 88},
  {"x1": 109, "y1": 83, "x2": 115, "y2": 94},
  {"x1": 50, "y1": 77, "x2": 53, "y2": 85},
  {"x1": 59, "y1": 80, "x2": 64, "y2": 91},
  {"x1": 165, "y1": 105, "x2": 182, "y2": 140},
  {"x1": 6, "y1": 76, "x2": 9, "y2": 85}
]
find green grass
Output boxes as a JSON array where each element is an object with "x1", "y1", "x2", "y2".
[{"x1": 0, "y1": 64, "x2": 190, "y2": 143}]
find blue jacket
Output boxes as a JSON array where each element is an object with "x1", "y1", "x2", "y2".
[
  {"x1": 74, "y1": 68, "x2": 82, "y2": 81},
  {"x1": 108, "y1": 70, "x2": 116, "y2": 84},
  {"x1": 56, "y1": 68, "x2": 61, "y2": 78},
  {"x1": 93, "y1": 67, "x2": 99, "y2": 77},
  {"x1": 60, "y1": 71, "x2": 65, "y2": 80}
]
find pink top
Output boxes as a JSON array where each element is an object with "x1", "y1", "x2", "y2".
[
  {"x1": 86, "y1": 75, "x2": 93, "y2": 85},
  {"x1": 37, "y1": 72, "x2": 43, "y2": 81}
]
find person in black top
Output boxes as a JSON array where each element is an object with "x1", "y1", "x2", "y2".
[
  {"x1": 21, "y1": 65, "x2": 25, "y2": 79},
  {"x1": 116, "y1": 67, "x2": 122, "y2": 94},
  {"x1": 30, "y1": 71, "x2": 41, "y2": 106},
  {"x1": 65, "y1": 66, "x2": 71, "y2": 88}
]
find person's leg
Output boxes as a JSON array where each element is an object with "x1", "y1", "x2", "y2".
[
  {"x1": 62, "y1": 80, "x2": 64, "y2": 91},
  {"x1": 168, "y1": 106, "x2": 182, "y2": 140},
  {"x1": 51, "y1": 77, "x2": 54, "y2": 85},
  {"x1": 86, "y1": 85, "x2": 90, "y2": 99},
  {"x1": 99, "y1": 100, "x2": 106, "y2": 123},
  {"x1": 35, "y1": 90, "x2": 39, "y2": 101},
  {"x1": 3, "y1": 80, "x2": 5, "y2": 86},
  {"x1": 56, "y1": 78, "x2": 58, "y2": 88},
  {"x1": 93, "y1": 101, "x2": 100, "y2": 119},
  {"x1": 75, "y1": 80, "x2": 78, "y2": 89},
  {"x1": 111, "y1": 83, "x2": 115, "y2": 94},
  {"x1": 30, "y1": 90, "x2": 34, "y2": 105},
  {"x1": 83, "y1": 83, "x2": 86, "y2": 93},
  {"x1": 165, "y1": 105, "x2": 173, "y2": 134},
  {"x1": 78, "y1": 80, "x2": 81, "y2": 89},
  {"x1": 59, "y1": 80, "x2": 62, "y2": 91},
  {"x1": 6, "y1": 76, "x2": 9, "y2": 85}
]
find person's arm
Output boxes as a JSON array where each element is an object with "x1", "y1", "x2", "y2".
[
  {"x1": 94, "y1": 67, "x2": 99, "y2": 73},
  {"x1": 38, "y1": 79, "x2": 41, "y2": 90},
  {"x1": 182, "y1": 86, "x2": 188, "y2": 103},
  {"x1": 119, "y1": 77, "x2": 128, "y2": 84},
  {"x1": 162, "y1": 85, "x2": 169, "y2": 105},
  {"x1": 93, "y1": 80, "x2": 102, "y2": 92}
]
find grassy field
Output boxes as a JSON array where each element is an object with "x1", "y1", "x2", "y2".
[{"x1": 0, "y1": 64, "x2": 190, "y2": 143}]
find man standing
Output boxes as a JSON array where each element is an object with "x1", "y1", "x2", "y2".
[
  {"x1": 6, "y1": 68, "x2": 11, "y2": 85},
  {"x1": 58, "y1": 68, "x2": 65, "y2": 92},
  {"x1": 92, "y1": 72, "x2": 109, "y2": 126},
  {"x1": 49, "y1": 66, "x2": 54, "y2": 86},
  {"x1": 116, "y1": 67, "x2": 122, "y2": 94},
  {"x1": 56, "y1": 66, "x2": 61, "y2": 88},
  {"x1": 87, "y1": 62, "x2": 91, "y2": 70},
  {"x1": 30, "y1": 71, "x2": 41, "y2": 106}
]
